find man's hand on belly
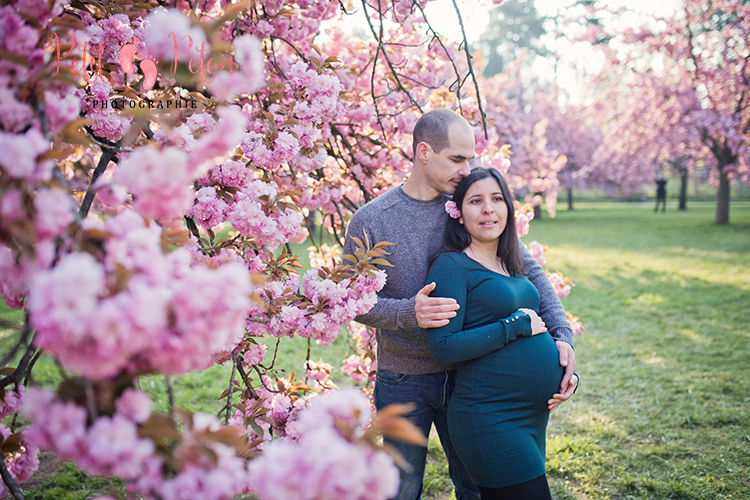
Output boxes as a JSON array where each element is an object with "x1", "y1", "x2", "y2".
[
  {"x1": 548, "y1": 374, "x2": 579, "y2": 412},
  {"x1": 556, "y1": 340, "x2": 576, "y2": 391}
]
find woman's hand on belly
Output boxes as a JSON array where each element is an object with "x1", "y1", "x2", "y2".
[
  {"x1": 518, "y1": 308, "x2": 547, "y2": 335},
  {"x1": 548, "y1": 373, "x2": 579, "y2": 412}
]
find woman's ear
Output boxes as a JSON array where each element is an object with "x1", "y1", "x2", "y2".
[{"x1": 458, "y1": 217, "x2": 463, "y2": 225}]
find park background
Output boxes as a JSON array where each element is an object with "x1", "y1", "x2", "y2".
[{"x1": 0, "y1": 0, "x2": 749, "y2": 499}]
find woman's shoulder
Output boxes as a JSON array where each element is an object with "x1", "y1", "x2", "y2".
[
  {"x1": 430, "y1": 251, "x2": 473, "y2": 274},
  {"x1": 427, "y1": 252, "x2": 469, "y2": 288},
  {"x1": 432, "y1": 251, "x2": 463, "y2": 265}
]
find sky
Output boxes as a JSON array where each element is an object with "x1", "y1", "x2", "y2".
[
  {"x1": 421, "y1": 0, "x2": 683, "y2": 44},
  {"x1": 335, "y1": 0, "x2": 683, "y2": 103},
  {"x1": 423, "y1": 0, "x2": 683, "y2": 101}
]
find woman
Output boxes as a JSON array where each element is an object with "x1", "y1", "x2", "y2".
[{"x1": 425, "y1": 167, "x2": 576, "y2": 500}]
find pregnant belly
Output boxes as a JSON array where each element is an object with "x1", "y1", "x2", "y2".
[{"x1": 453, "y1": 333, "x2": 564, "y2": 407}]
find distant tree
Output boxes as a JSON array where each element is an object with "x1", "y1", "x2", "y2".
[
  {"x1": 584, "y1": 0, "x2": 750, "y2": 223},
  {"x1": 477, "y1": 0, "x2": 548, "y2": 77}
]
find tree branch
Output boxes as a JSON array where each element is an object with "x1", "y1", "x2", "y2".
[
  {"x1": 0, "y1": 458, "x2": 25, "y2": 500},
  {"x1": 78, "y1": 148, "x2": 117, "y2": 220},
  {"x1": 0, "y1": 340, "x2": 36, "y2": 390},
  {"x1": 451, "y1": 0, "x2": 488, "y2": 138},
  {"x1": 224, "y1": 352, "x2": 238, "y2": 425},
  {"x1": 232, "y1": 350, "x2": 259, "y2": 400}
]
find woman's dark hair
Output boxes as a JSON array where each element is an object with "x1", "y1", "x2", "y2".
[{"x1": 444, "y1": 167, "x2": 525, "y2": 276}]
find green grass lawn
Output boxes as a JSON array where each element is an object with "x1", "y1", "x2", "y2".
[
  {"x1": 2, "y1": 202, "x2": 749, "y2": 499},
  {"x1": 523, "y1": 202, "x2": 750, "y2": 500}
]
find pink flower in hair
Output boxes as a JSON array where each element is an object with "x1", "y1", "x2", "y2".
[{"x1": 445, "y1": 200, "x2": 461, "y2": 219}]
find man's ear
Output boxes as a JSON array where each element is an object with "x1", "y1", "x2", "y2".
[{"x1": 416, "y1": 142, "x2": 430, "y2": 163}]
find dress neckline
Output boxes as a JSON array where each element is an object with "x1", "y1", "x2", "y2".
[{"x1": 459, "y1": 251, "x2": 514, "y2": 278}]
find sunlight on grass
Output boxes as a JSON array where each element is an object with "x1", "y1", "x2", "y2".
[
  {"x1": 2, "y1": 203, "x2": 749, "y2": 500},
  {"x1": 522, "y1": 203, "x2": 750, "y2": 500}
]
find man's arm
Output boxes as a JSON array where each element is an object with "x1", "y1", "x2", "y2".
[
  {"x1": 343, "y1": 213, "x2": 420, "y2": 331},
  {"x1": 518, "y1": 238, "x2": 573, "y2": 346}
]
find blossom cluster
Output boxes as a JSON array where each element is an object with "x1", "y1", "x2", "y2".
[
  {"x1": 567, "y1": 311, "x2": 585, "y2": 336},
  {"x1": 0, "y1": 423, "x2": 39, "y2": 499},
  {"x1": 546, "y1": 270, "x2": 574, "y2": 300},
  {"x1": 528, "y1": 241, "x2": 547, "y2": 267},
  {"x1": 341, "y1": 323, "x2": 378, "y2": 385},
  {"x1": 22, "y1": 387, "x2": 249, "y2": 500},
  {"x1": 229, "y1": 180, "x2": 304, "y2": 250},
  {"x1": 0, "y1": 184, "x2": 75, "y2": 309},
  {"x1": 514, "y1": 202, "x2": 535, "y2": 238},
  {"x1": 247, "y1": 390, "x2": 399, "y2": 500},
  {"x1": 0, "y1": 387, "x2": 39, "y2": 499},
  {"x1": 308, "y1": 244, "x2": 341, "y2": 270},
  {"x1": 245, "y1": 268, "x2": 385, "y2": 346},
  {"x1": 228, "y1": 373, "x2": 313, "y2": 447},
  {"x1": 27, "y1": 210, "x2": 254, "y2": 379},
  {"x1": 305, "y1": 359, "x2": 336, "y2": 390},
  {"x1": 23, "y1": 388, "x2": 158, "y2": 481}
]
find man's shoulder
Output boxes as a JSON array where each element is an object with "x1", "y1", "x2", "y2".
[
  {"x1": 353, "y1": 187, "x2": 404, "y2": 217},
  {"x1": 348, "y1": 188, "x2": 408, "y2": 230}
]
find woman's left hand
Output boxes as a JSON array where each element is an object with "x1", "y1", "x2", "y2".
[{"x1": 548, "y1": 374, "x2": 579, "y2": 412}]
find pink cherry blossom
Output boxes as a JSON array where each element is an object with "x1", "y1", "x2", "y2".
[
  {"x1": 45, "y1": 89, "x2": 82, "y2": 133},
  {"x1": 0, "y1": 86, "x2": 33, "y2": 132},
  {"x1": 114, "y1": 389, "x2": 154, "y2": 424},
  {"x1": 34, "y1": 187, "x2": 75, "y2": 239},
  {"x1": 445, "y1": 200, "x2": 461, "y2": 219},
  {"x1": 248, "y1": 390, "x2": 399, "y2": 500},
  {"x1": 142, "y1": 8, "x2": 207, "y2": 61},
  {"x1": 528, "y1": 241, "x2": 546, "y2": 267},
  {"x1": 0, "y1": 128, "x2": 51, "y2": 181},
  {"x1": 116, "y1": 146, "x2": 193, "y2": 222}
]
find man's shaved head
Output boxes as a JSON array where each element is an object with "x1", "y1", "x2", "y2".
[{"x1": 412, "y1": 109, "x2": 471, "y2": 158}]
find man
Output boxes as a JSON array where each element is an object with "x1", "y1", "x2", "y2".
[
  {"x1": 344, "y1": 109, "x2": 577, "y2": 500},
  {"x1": 655, "y1": 178, "x2": 667, "y2": 212}
]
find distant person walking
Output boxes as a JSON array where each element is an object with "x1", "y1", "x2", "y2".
[{"x1": 655, "y1": 179, "x2": 667, "y2": 212}]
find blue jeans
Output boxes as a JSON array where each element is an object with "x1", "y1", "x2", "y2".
[{"x1": 374, "y1": 369, "x2": 481, "y2": 500}]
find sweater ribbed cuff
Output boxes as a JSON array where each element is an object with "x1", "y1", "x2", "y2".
[{"x1": 398, "y1": 296, "x2": 419, "y2": 330}]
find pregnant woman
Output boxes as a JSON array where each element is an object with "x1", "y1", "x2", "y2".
[{"x1": 425, "y1": 167, "x2": 577, "y2": 500}]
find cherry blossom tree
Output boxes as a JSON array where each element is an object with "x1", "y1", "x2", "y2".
[
  {"x1": 583, "y1": 59, "x2": 703, "y2": 204},
  {"x1": 479, "y1": 68, "x2": 568, "y2": 219},
  {"x1": 582, "y1": 0, "x2": 750, "y2": 222}
]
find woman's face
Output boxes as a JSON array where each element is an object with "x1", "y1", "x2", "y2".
[{"x1": 459, "y1": 177, "x2": 509, "y2": 245}]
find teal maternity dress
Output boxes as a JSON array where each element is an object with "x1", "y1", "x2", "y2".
[{"x1": 425, "y1": 252, "x2": 564, "y2": 489}]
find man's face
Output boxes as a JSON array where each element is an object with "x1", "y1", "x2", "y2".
[{"x1": 422, "y1": 123, "x2": 476, "y2": 196}]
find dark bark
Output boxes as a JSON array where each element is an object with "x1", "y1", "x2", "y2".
[
  {"x1": 710, "y1": 142, "x2": 735, "y2": 224},
  {"x1": 0, "y1": 340, "x2": 36, "y2": 389},
  {"x1": 533, "y1": 192, "x2": 542, "y2": 220},
  {"x1": 679, "y1": 170, "x2": 688, "y2": 210},
  {"x1": 567, "y1": 188, "x2": 574, "y2": 211},
  {"x1": 0, "y1": 458, "x2": 25, "y2": 500},
  {"x1": 716, "y1": 165, "x2": 730, "y2": 224}
]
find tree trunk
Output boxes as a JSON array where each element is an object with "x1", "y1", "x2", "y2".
[
  {"x1": 679, "y1": 171, "x2": 688, "y2": 210},
  {"x1": 567, "y1": 188, "x2": 574, "y2": 211},
  {"x1": 716, "y1": 166, "x2": 730, "y2": 224},
  {"x1": 533, "y1": 192, "x2": 543, "y2": 220}
]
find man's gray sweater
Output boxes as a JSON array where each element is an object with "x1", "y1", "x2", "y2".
[{"x1": 344, "y1": 185, "x2": 574, "y2": 375}]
